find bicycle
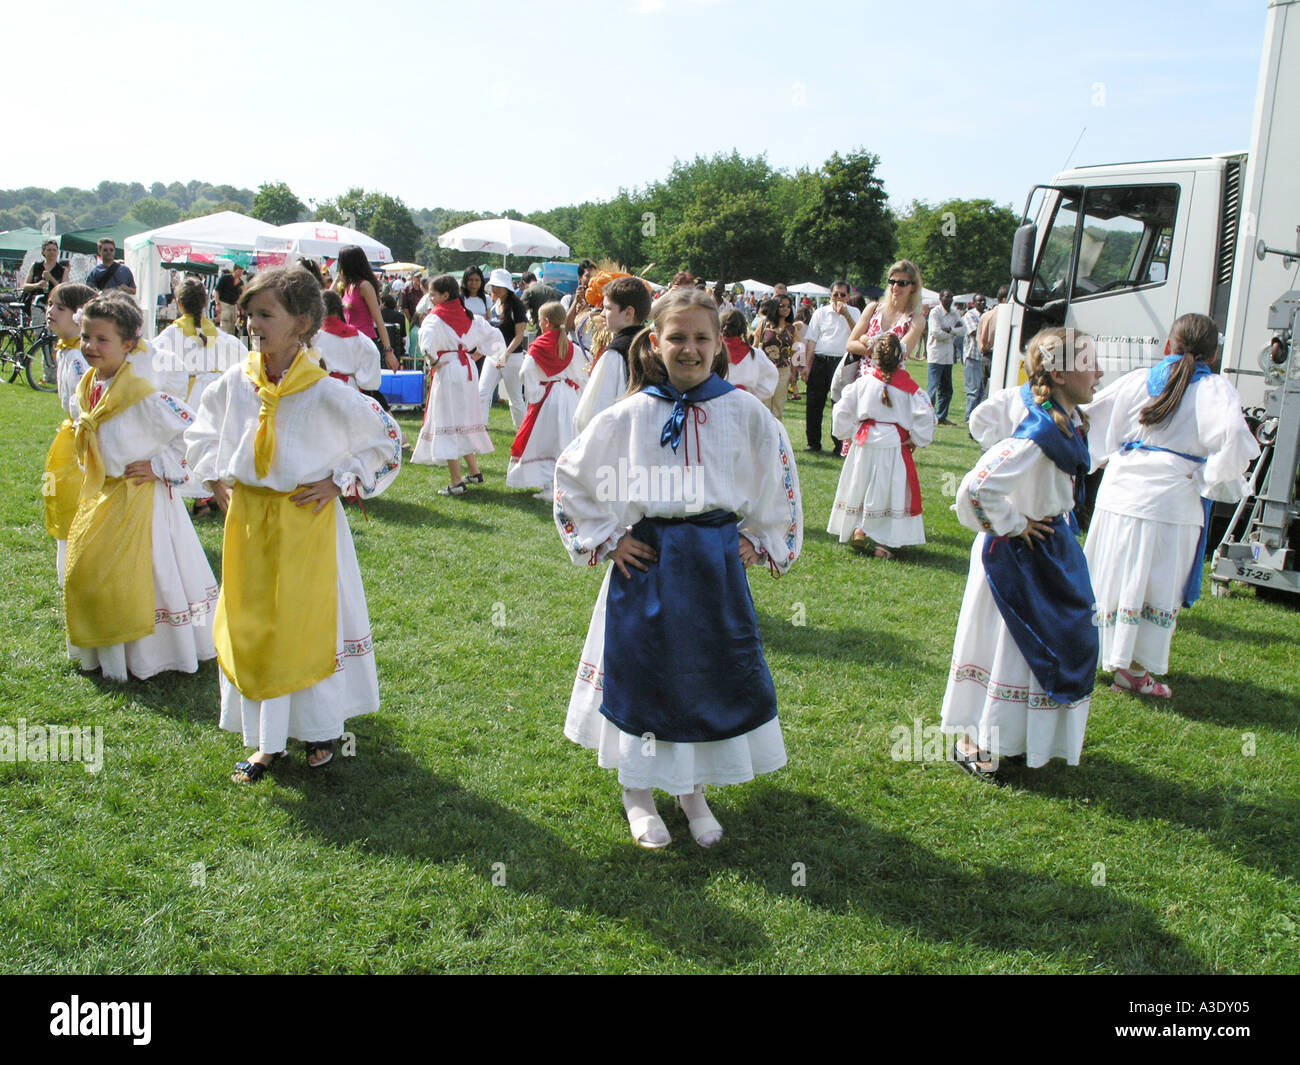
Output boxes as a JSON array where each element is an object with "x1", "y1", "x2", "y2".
[{"x1": 0, "y1": 300, "x2": 57, "y2": 391}]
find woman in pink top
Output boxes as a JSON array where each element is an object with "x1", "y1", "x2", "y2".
[{"x1": 337, "y1": 245, "x2": 399, "y2": 373}]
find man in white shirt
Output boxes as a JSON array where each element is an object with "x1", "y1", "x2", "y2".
[
  {"x1": 961, "y1": 294, "x2": 986, "y2": 419},
  {"x1": 926, "y1": 290, "x2": 966, "y2": 425},
  {"x1": 801, "y1": 280, "x2": 861, "y2": 452}
]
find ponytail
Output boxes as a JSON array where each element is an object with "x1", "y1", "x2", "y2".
[
  {"x1": 872, "y1": 334, "x2": 904, "y2": 409},
  {"x1": 625, "y1": 325, "x2": 664, "y2": 394},
  {"x1": 1141, "y1": 312, "x2": 1219, "y2": 427}
]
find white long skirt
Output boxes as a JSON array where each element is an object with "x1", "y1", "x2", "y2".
[
  {"x1": 506, "y1": 385, "x2": 580, "y2": 490},
  {"x1": 219, "y1": 500, "x2": 379, "y2": 752},
  {"x1": 1084, "y1": 507, "x2": 1199, "y2": 676},
  {"x1": 826, "y1": 437, "x2": 925, "y2": 547},
  {"x1": 412, "y1": 360, "x2": 493, "y2": 463},
  {"x1": 940, "y1": 537, "x2": 1090, "y2": 766},
  {"x1": 565, "y1": 568, "x2": 787, "y2": 793},
  {"x1": 68, "y1": 485, "x2": 218, "y2": 680}
]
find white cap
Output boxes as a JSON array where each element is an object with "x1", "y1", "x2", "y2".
[{"x1": 488, "y1": 268, "x2": 514, "y2": 290}]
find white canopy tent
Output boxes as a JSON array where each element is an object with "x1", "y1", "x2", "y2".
[
  {"x1": 788, "y1": 281, "x2": 831, "y2": 296},
  {"x1": 125, "y1": 211, "x2": 283, "y2": 338},
  {"x1": 262, "y1": 220, "x2": 392, "y2": 265},
  {"x1": 735, "y1": 279, "x2": 775, "y2": 295}
]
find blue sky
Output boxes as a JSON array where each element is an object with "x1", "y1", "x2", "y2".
[{"x1": 9, "y1": 0, "x2": 1268, "y2": 217}]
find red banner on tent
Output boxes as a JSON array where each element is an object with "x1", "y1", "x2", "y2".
[{"x1": 156, "y1": 242, "x2": 192, "y2": 262}]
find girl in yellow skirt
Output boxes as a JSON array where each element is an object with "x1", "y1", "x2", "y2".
[
  {"x1": 42, "y1": 282, "x2": 97, "y2": 585},
  {"x1": 64, "y1": 293, "x2": 218, "y2": 680},
  {"x1": 185, "y1": 266, "x2": 402, "y2": 784}
]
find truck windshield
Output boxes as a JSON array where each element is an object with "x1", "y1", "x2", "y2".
[{"x1": 1028, "y1": 184, "x2": 1179, "y2": 304}]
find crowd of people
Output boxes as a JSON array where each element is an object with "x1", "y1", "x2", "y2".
[{"x1": 30, "y1": 242, "x2": 1260, "y2": 849}]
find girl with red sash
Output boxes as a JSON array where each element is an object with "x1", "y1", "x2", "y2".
[
  {"x1": 315, "y1": 288, "x2": 381, "y2": 392},
  {"x1": 506, "y1": 301, "x2": 585, "y2": 497},
  {"x1": 720, "y1": 308, "x2": 778, "y2": 403},
  {"x1": 411, "y1": 275, "x2": 505, "y2": 496},
  {"x1": 827, "y1": 334, "x2": 936, "y2": 558}
]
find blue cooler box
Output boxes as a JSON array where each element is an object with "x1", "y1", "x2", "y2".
[{"x1": 379, "y1": 370, "x2": 424, "y2": 407}]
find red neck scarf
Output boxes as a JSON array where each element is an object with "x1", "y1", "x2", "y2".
[
  {"x1": 873, "y1": 364, "x2": 919, "y2": 394},
  {"x1": 322, "y1": 316, "x2": 359, "y2": 338},
  {"x1": 527, "y1": 328, "x2": 571, "y2": 377},
  {"x1": 724, "y1": 337, "x2": 751, "y2": 365},
  {"x1": 431, "y1": 298, "x2": 472, "y2": 337}
]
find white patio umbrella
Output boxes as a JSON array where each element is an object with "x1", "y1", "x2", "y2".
[
  {"x1": 266, "y1": 220, "x2": 392, "y2": 263},
  {"x1": 437, "y1": 218, "x2": 569, "y2": 265}
]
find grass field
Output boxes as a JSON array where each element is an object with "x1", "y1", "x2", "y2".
[{"x1": 0, "y1": 376, "x2": 1296, "y2": 974}]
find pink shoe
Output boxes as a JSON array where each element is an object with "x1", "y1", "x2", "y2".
[{"x1": 1111, "y1": 668, "x2": 1172, "y2": 698}]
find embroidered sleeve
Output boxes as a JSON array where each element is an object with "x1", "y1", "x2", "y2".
[
  {"x1": 553, "y1": 426, "x2": 629, "y2": 567},
  {"x1": 955, "y1": 437, "x2": 1035, "y2": 537},
  {"x1": 739, "y1": 412, "x2": 802, "y2": 575}
]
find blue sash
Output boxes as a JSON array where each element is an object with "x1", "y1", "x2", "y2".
[
  {"x1": 981, "y1": 400, "x2": 1097, "y2": 703},
  {"x1": 1147, "y1": 353, "x2": 1214, "y2": 397},
  {"x1": 1118, "y1": 440, "x2": 1211, "y2": 607},
  {"x1": 601, "y1": 510, "x2": 778, "y2": 742}
]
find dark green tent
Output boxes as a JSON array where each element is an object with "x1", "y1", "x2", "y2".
[
  {"x1": 0, "y1": 227, "x2": 49, "y2": 264},
  {"x1": 59, "y1": 220, "x2": 149, "y2": 255}
]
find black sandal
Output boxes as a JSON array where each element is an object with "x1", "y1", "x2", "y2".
[
  {"x1": 231, "y1": 750, "x2": 287, "y2": 784},
  {"x1": 304, "y1": 740, "x2": 335, "y2": 769},
  {"x1": 952, "y1": 740, "x2": 999, "y2": 782}
]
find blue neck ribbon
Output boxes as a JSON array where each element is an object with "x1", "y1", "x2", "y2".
[
  {"x1": 1012, "y1": 399, "x2": 1091, "y2": 520},
  {"x1": 644, "y1": 374, "x2": 734, "y2": 452},
  {"x1": 1147, "y1": 353, "x2": 1214, "y2": 397}
]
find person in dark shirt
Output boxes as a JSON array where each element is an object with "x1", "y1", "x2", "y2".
[
  {"x1": 520, "y1": 272, "x2": 565, "y2": 327},
  {"x1": 215, "y1": 266, "x2": 245, "y2": 333},
  {"x1": 22, "y1": 239, "x2": 68, "y2": 313},
  {"x1": 85, "y1": 239, "x2": 136, "y2": 294},
  {"x1": 380, "y1": 293, "x2": 406, "y2": 365}
]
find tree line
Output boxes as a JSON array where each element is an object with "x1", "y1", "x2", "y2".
[{"x1": 0, "y1": 150, "x2": 1020, "y2": 294}]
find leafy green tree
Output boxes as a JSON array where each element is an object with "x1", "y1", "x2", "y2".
[
  {"x1": 785, "y1": 149, "x2": 894, "y2": 287},
  {"x1": 315, "y1": 188, "x2": 423, "y2": 261},
  {"x1": 251, "y1": 182, "x2": 306, "y2": 225},
  {"x1": 893, "y1": 198, "x2": 1019, "y2": 294},
  {"x1": 126, "y1": 197, "x2": 181, "y2": 228}
]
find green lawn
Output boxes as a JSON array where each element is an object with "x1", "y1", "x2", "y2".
[{"x1": 0, "y1": 378, "x2": 1296, "y2": 974}]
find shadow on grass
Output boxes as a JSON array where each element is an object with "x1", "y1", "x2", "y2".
[
  {"x1": 1178, "y1": 612, "x2": 1300, "y2": 647},
  {"x1": 355, "y1": 496, "x2": 494, "y2": 533},
  {"x1": 275, "y1": 716, "x2": 769, "y2": 969},
  {"x1": 724, "y1": 786, "x2": 1208, "y2": 973},
  {"x1": 1005, "y1": 752, "x2": 1300, "y2": 883},
  {"x1": 894, "y1": 545, "x2": 969, "y2": 576},
  {"x1": 86, "y1": 658, "x2": 223, "y2": 731},
  {"x1": 1165, "y1": 673, "x2": 1300, "y2": 734},
  {"x1": 756, "y1": 610, "x2": 935, "y2": 667}
]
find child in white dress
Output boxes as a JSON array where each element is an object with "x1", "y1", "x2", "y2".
[
  {"x1": 1083, "y1": 313, "x2": 1259, "y2": 697},
  {"x1": 941, "y1": 328, "x2": 1102, "y2": 778},
  {"x1": 554, "y1": 288, "x2": 803, "y2": 848},
  {"x1": 412, "y1": 275, "x2": 506, "y2": 495},
  {"x1": 64, "y1": 293, "x2": 218, "y2": 681},
  {"x1": 507, "y1": 301, "x2": 585, "y2": 497},
  {"x1": 152, "y1": 277, "x2": 247, "y2": 408},
  {"x1": 186, "y1": 266, "x2": 402, "y2": 783},
  {"x1": 720, "y1": 308, "x2": 778, "y2": 404},
  {"x1": 827, "y1": 334, "x2": 936, "y2": 557},
  {"x1": 314, "y1": 288, "x2": 381, "y2": 392}
]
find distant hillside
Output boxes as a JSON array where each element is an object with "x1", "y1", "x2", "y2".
[{"x1": 0, "y1": 181, "x2": 256, "y2": 233}]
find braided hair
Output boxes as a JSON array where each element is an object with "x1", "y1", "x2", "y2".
[
  {"x1": 1023, "y1": 328, "x2": 1091, "y2": 437},
  {"x1": 871, "y1": 333, "x2": 904, "y2": 408}
]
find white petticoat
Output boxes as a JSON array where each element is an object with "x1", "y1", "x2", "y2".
[
  {"x1": 565, "y1": 568, "x2": 787, "y2": 792},
  {"x1": 68, "y1": 484, "x2": 218, "y2": 681},
  {"x1": 1084, "y1": 507, "x2": 1199, "y2": 676},
  {"x1": 505, "y1": 383, "x2": 579, "y2": 490},
  {"x1": 412, "y1": 359, "x2": 492, "y2": 463},
  {"x1": 219, "y1": 500, "x2": 379, "y2": 752},
  {"x1": 940, "y1": 537, "x2": 1090, "y2": 766},
  {"x1": 826, "y1": 434, "x2": 924, "y2": 547}
]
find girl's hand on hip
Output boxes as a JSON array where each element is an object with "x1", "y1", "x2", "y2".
[
  {"x1": 1019, "y1": 517, "x2": 1055, "y2": 550},
  {"x1": 291, "y1": 477, "x2": 343, "y2": 514},
  {"x1": 739, "y1": 538, "x2": 761, "y2": 567},
  {"x1": 611, "y1": 532, "x2": 657, "y2": 579},
  {"x1": 124, "y1": 460, "x2": 159, "y2": 484}
]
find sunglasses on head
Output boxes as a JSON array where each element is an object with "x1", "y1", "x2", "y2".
[{"x1": 887, "y1": 278, "x2": 913, "y2": 287}]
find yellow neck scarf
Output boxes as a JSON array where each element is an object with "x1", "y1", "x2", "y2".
[
  {"x1": 56, "y1": 337, "x2": 80, "y2": 353},
  {"x1": 245, "y1": 347, "x2": 327, "y2": 478},
  {"x1": 175, "y1": 315, "x2": 220, "y2": 344},
  {"x1": 74, "y1": 363, "x2": 156, "y2": 500}
]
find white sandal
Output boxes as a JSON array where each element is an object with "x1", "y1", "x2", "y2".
[
  {"x1": 627, "y1": 813, "x2": 672, "y2": 850},
  {"x1": 678, "y1": 788, "x2": 724, "y2": 848}
]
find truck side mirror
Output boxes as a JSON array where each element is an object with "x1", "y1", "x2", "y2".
[{"x1": 1010, "y1": 223, "x2": 1037, "y2": 281}]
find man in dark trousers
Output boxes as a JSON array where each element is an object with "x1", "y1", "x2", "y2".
[{"x1": 800, "y1": 280, "x2": 860, "y2": 452}]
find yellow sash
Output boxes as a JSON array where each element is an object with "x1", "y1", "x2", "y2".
[
  {"x1": 174, "y1": 314, "x2": 220, "y2": 344},
  {"x1": 73, "y1": 363, "x2": 157, "y2": 501},
  {"x1": 43, "y1": 420, "x2": 80, "y2": 539},
  {"x1": 245, "y1": 348, "x2": 327, "y2": 478},
  {"x1": 213, "y1": 483, "x2": 339, "y2": 701},
  {"x1": 64, "y1": 476, "x2": 156, "y2": 648}
]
